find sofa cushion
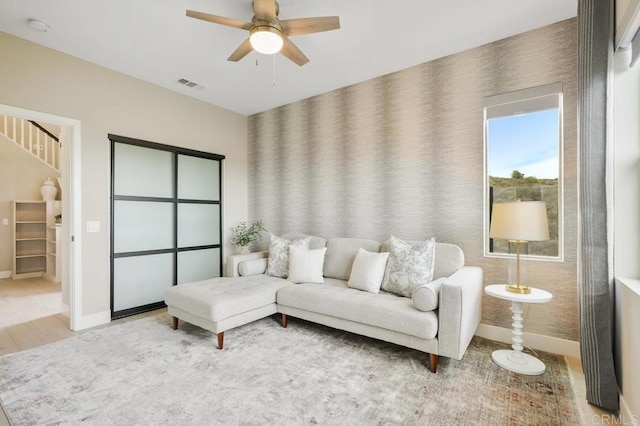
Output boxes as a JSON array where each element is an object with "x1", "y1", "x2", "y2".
[
  {"x1": 265, "y1": 234, "x2": 311, "y2": 278},
  {"x1": 323, "y1": 238, "x2": 382, "y2": 280},
  {"x1": 381, "y1": 236, "x2": 436, "y2": 297},
  {"x1": 288, "y1": 246, "x2": 327, "y2": 284},
  {"x1": 431, "y1": 243, "x2": 465, "y2": 279},
  {"x1": 164, "y1": 275, "x2": 291, "y2": 322},
  {"x1": 281, "y1": 233, "x2": 327, "y2": 250},
  {"x1": 382, "y1": 241, "x2": 464, "y2": 279},
  {"x1": 412, "y1": 277, "x2": 445, "y2": 312},
  {"x1": 238, "y1": 258, "x2": 268, "y2": 276},
  {"x1": 347, "y1": 248, "x2": 389, "y2": 293},
  {"x1": 277, "y1": 278, "x2": 438, "y2": 340}
]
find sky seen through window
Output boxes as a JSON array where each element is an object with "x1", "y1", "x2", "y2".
[{"x1": 488, "y1": 108, "x2": 559, "y2": 179}]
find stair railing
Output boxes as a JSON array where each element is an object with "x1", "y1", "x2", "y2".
[{"x1": 0, "y1": 114, "x2": 61, "y2": 172}]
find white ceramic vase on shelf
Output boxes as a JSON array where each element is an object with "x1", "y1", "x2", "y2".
[{"x1": 40, "y1": 178, "x2": 57, "y2": 201}]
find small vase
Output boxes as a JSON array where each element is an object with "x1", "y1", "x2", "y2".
[
  {"x1": 239, "y1": 245, "x2": 251, "y2": 254},
  {"x1": 40, "y1": 178, "x2": 57, "y2": 201}
]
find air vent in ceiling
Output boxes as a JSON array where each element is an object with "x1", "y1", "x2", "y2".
[{"x1": 177, "y1": 78, "x2": 206, "y2": 90}]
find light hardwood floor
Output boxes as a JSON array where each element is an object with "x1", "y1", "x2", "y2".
[
  {"x1": 0, "y1": 277, "x2": 73, "y2": 357},
  {"x1": 0, "y1": 278, "x2": 620, "y2": 425}
]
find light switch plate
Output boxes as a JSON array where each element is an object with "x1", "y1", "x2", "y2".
[
  {"x1": 2, "y1": 218, "x2": 8, "y2": 226},
  {"x1": 86, "y1": 221, "x2": 100, "y2": 233}
]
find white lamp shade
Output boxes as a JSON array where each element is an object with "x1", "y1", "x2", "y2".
[
  {"x1": 250, "y1": 28, "x2": 283, "y2": 54},
  {"x1": 489, "y1": 201, "x2": 550, "y2": 241}
]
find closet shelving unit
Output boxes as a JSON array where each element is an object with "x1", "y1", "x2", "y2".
[{"x1": 12, "y1": 201, "x2": 47, "y2": 279}]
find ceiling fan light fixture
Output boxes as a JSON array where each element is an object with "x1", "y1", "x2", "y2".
[{"x1": 249, "y1": 26, "x2": 283, "y2": 55}]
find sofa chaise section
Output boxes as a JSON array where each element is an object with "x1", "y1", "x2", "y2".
[{"x1": 164, "y1": 274, "x2": 291, "y2": 349}]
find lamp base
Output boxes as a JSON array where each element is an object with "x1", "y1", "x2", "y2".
[
  {"x1": 491, "y1": 349, "x2": 546, "y2": 375},
  {"x1": 505, "y1": 284, "x2": 531, "y2": 294}
]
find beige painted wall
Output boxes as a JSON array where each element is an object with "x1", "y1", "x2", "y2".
[
  {"x1": 0, "y1": 138, "x2": 61, "y2": 272},
  {"x1": 0, "y1": 31, "x2": 248, "y2": 317},
  {"x1": 248, "y1": 19, "x2": 579, "y2": 341}
]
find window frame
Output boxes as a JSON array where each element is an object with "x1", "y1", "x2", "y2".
[{"x1": 483, "y1": 82, "x2": 564, "y2": 262}]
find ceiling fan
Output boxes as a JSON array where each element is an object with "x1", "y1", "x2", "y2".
[{"x1": 186, "y1": 0, "x2": 340, "y2": 66}]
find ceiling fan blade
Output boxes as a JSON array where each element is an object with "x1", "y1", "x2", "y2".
[
  {"x1": 280, "y1": 17, "x2": 340, "y2": 36},
  {"x1": 227, "y1": 38, "x2": 254, "y2": 62},
  {"x1": 252, "y1": 0, "x2": 277, "y2": 21},
  {"x1": 186, "y1": 10, "x2": 252, "y2": 30},
  {"x1": 280, "y1": 37, "x2": 309, "y2": 66}
]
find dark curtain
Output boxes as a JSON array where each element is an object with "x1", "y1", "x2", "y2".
[{"x1": 577, "y1": 0, "x2": 619, "y2": 411}]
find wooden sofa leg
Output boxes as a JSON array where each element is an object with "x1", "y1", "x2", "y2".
[
  {"x1": 281, "y1": 314, "x2": 288, "y2": 328},
  {"x1": 172, "y1": 317, "x2": 178, "y2": 330},
  {"x1": 429, "y1": 353, "x2": 438, "y2": 373},
  {"x1": 217, "y1": 332, "x2": 224, "y2": 350}
]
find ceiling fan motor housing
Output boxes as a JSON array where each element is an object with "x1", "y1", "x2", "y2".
[{"x1": 250, "y1": 18, "x2": 283, "y2": 36}]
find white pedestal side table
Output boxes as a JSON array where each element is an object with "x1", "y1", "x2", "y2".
[{"x1": 484, "y1": 284, "x2": 553, "y2": 375}]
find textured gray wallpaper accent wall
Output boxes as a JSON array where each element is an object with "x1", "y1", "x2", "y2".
[{"x1": 248, "y1": 19, "x2": 578, "y2": 341}]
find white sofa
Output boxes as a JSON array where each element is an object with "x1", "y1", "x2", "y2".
[{"x1": 218, "y1": 233, "x2": 483, "y2": 373}]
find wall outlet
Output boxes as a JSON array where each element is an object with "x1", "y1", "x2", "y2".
[
  {"x1": 2, "y1": 218, "x2": 7, "y2": 226},
  {"x1": 86, "y1": 221, "x2": 100, "y2": 233}
]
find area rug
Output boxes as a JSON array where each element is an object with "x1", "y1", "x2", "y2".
[{"x1": 0, "y1": 313, "x2": 580, "y2": 425}]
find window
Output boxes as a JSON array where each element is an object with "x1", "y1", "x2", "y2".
[{"x1": 484, "y1": 82, "x2": 563, "y2": 260}]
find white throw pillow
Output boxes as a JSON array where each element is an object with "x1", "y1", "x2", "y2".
[
  {"x1": 288, "y1": 246, "x2": 327, "y2": 284},
  {"x1": 347, "y1": 248, "x2": 390, "y2": 293},
  {"x1": 265, "y1": 234, "x2": 311, "y2": 278},
  {"x1": 380, "y1": 235, "x2": 436, "y2": 297},
  {"x1": 412, "y1": 277, "x2": 445, "y2": 311}
]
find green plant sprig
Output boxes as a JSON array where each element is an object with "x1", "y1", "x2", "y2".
[{"x1": 230, "y1": 219, "x2": 266, "y2": 247}]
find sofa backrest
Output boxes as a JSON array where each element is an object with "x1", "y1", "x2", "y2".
[
  {"x1": 380, "y1": 240, "x2": 465, "y2": 279},
  {"x1": 277, "y1": 233, "x2": 464, "y2": 281},
  {"x1": 281, "y1": 232, "x2": 327, "y2": 250},
  {"x1": 324, "y1": 238, "x2": 382, "y2": 280}
]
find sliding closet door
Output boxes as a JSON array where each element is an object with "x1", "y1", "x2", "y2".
[
  {"x1": 110, "y1": 135, "x2": 224, "y2": 319},
  {"x1": 177, "y1": 154, "x2": 221, "y2": 283}
]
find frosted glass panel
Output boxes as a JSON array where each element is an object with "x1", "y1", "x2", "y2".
[
  {"x1": 178, "y1": 204, "x2": 220, "y2": 247},
  {"x1": 178, "y1": 249, "x2": 221, "y2": 284},
  {"x1": 178, "y1": 155, "x2": 220, "y2": 201},
  {"x1": 113, "y1": 253, "x2": 174, "y2": 311},
  {"x1": 114, "y1": 201, "x2": 173, "y2": 253},
  {"x1": 114, "y1": 143, "x2": 174, "y2": 198}
]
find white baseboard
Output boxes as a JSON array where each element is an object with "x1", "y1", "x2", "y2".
[
  {"x1": 0, "y1": 270, "x2": 11, "y2": 279},
  {"x1": 475, "y1": 324, "x2": 581, "y2": 359},
  {"x1": 73, "y1": 310, "x2": 111, "y2": 331}
]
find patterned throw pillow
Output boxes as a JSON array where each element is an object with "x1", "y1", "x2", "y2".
[
  {"x1": 380, "y1": 236, "x2": 436, "y2": 297},
  {"x1": 265, "y1": 234, "x2": 311, "y2": 278}
]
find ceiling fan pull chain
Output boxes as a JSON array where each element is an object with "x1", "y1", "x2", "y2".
[{"x1": 273, "y1": 54, "x2": 277, "y2": 86}]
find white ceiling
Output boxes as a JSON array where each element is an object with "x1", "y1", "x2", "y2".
[{"x1": 0, "y1": 0, "x2": 577, "y2": 116}]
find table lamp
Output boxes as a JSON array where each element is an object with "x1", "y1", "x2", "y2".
[{"x1": 489, "y1": 200, "x2": 550, "y2": 294}]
